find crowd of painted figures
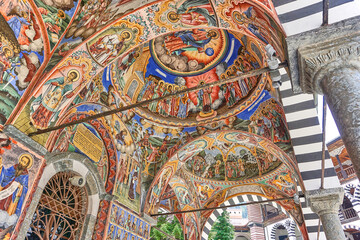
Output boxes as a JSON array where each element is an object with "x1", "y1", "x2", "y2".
[
  {"x1": 249, "y1": 99, "x2": 290, "y2": 143},
  {"x1": 108, "y1": 204, "x2": 150, "y2": 240},
  {"x1": 137, "y1": 48, "x2": 260, "y2": 119}
]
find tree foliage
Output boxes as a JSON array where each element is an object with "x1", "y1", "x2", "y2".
[
  {"x1": 209, "y1": 211, "x2": 235, "y2": 240},
  {"x1": 150, "y1": 216, "x2": 184, "y2": 240}
]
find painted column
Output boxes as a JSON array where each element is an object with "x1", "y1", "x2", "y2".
[
  {"x1": 295, "y1": 31, "x2": 360, "y2": 179},
  {"x1": 247, "y1": 204, "x2": 266, "y2": 240},
  {"x1": 306, "y1": 188, "x2": 346, "y2": 240}
]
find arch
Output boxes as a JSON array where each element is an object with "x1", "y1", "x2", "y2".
[
  {"x1": 270, "y1": 219, "x2": 296, "y2": 240},
  {"x1": 201, "y1": 194, "x2": 293, "y2": 240},
  {"x1": 345, "y1": 183, "x2": 356, "y2": 201},
  {"x1": 16, "y1": 152, "x2": 106, "y2": 240},
  {"x1": 343, "y1": 224, "x2": 360, "y2": 232}
]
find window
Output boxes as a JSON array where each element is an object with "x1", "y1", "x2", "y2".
[{"x1": 26, "y1": 172, "x2": 88, "y2": 240}]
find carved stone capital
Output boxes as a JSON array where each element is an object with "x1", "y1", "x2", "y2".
[
  {"x1": 298, "y1": 32, "x2": 360, "y2": 94},
  {"x1": 306, "y1": 188, "x2": 344, "y2": 216}
]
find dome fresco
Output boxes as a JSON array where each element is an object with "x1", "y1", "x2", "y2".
[{"x1": 112, "y1": 29, "x2": 267, "y2": 126}]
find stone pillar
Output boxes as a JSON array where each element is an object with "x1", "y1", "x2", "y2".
[
  {"x1": 247, "y1": 204, "x2": 266, "y2": 240},
  {"x1": 294, "y1": 31, "x2": 360, "y2": 179},
  {"x1": 306, "y1": 188, "x2": 346, "y2": 240}
]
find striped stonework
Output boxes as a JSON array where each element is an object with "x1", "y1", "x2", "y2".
[
  {"x1": 273, "y1": 0, "x2": 359, "y2": 36},
  {"x1": 270, "y1": 219, "x2": 297, "y2": 240},
  {"x1": 248, "y1": 204, "x2": 266, "y2": 240},
  {"x1": 278, "y1": 68, "x2": 340, "y2": 239},
  {"x1": 201, "y1": 195, "x2": 289, "y2": 240}
]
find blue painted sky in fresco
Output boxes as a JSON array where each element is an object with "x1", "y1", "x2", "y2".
[{"x1": 144, "y1": 31, "x2": 242, "y2": 82}]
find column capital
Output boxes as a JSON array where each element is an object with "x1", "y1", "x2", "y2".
[
  {"x1": 286, "y1": 15, "x2": 360, "y2": 93},
  {"x1": 306, "y1": 188, "x2": 344, "y2": 215},
  {"x1": 298, "y1": 32, "x2": 360, "y2": 94}
]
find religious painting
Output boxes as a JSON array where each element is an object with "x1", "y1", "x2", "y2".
[
  {"x1": 87, "y1": 20, "x2": 142, "y2": 66},
  {"x1": 170, "y1": 181, "x2": 195, "y2": 209},
  {"x1": 116, "y1": 29, "x2": 266, "y2": 127},
  {"x1": 114, "y1": 153, "x2": 141, "y2": 213},
  {"x1": 150, "y1": 29, "x2": 227, "y2": 76},
  {"x1": 112, "y1": 47, "x2": 142, "y2": 91},
  {"x1": 29, "y1": 68, "x2": 82, "y2": 130},
  {"x1": 34, "y1": 0, "x2": 80, "y2": 50},
  {"x1": 146, "y1": 164, "x2": 177, "y2": 214},
  {"x1": 0, "y1": 136, "x2": 45, "y2": 238},
  {"x1": 268, "y1": 170, "x2": 296, "y2": 196},
  {"x1": 193, "y1": 181, "x2": 221, "y2": 204},
  {"x1": 154, "y1": 0, "x2": 217, "y2": 30},
  {"x1": 248, "y1": 98, "x2": 290, "y2": 143},
  {"x1": 22, "y1": 49, "x2": 97, "y2": 135},
  {"x1": 46, "y1": 104, "x2": 130, "y2": 194},
  {"x1": 184, "y1": 212, "x2": 200, "y2": 240},
  {"x1": 0, "y1": 0, "x2": 45, "y2": 126},
  {"x1": 107, "y1": 202, "x2": 151, "y2": 240},
  {"x1": 124, "y1": 114, "x2": 199, "y2": 189},
  {"x1": 215, "y1": 1, "x2": 285, "y2": 60},
  {"x1": 185, "y1": 148, "x2": 225, "y2": 181},
  {"x1": 51, "y1": 121, "x2": 110, "y2": 184}
]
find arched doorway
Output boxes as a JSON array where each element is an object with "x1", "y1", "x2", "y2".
[{"x1": 25, "y1": 172, "x2": 88, "y2": 240}]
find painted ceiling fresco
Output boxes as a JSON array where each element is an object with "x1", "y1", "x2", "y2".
[{"x1": 0, "y1": 0, "x2": 311, "y2": 239}]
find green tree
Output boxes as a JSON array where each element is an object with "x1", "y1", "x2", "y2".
[
  {"x1": 209, "y1": 211, "x2": 235, "y2": 240},
  {"x1": 150, "y1": 216, "x2": 184, "y2": 240}
]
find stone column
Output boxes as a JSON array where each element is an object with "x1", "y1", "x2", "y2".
[
  {"x1": 306, "y1": 188, "x2": 346, "y2": 240},
  {"x1": 295, "y1": 31, "x2": 360, "y2": 178}
]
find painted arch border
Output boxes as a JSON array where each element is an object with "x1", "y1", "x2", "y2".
[{"x1": 16, "y1": 152, "x2": 106, "y2": 240}]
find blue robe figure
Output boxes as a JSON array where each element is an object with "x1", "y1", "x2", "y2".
[
  {"x1": 7, "y1": 15, "x2": 30, "y2": 39},
  {"x1": 177, "y1": 94, "x2": 190, "y2": 119},
  {"x1": 0, "y1": 164, "x2": 29, "y2": 216},
  {"x1": 243, "y1": 7, "x2": 269, "y2": 44},
  {"x1": 171, "y1": 30, "x2": 213, "y2": 55}
]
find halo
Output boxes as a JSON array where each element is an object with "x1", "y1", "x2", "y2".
[
  {"x1": 67, "y1": 69, "x2": 80, "y2": 82},
  {"x1": 19, "y1": 153, "x2": 33, "y2": 169},
  {"x1": 207, "y1": 30, "x2": 219, "y2": 40},
  {"x1": 167, "y1": 11, "x2": 179, "y2": 23},
  {"x1": 2, "y1": 47, "x2": 14, "y2": 58},
  {"x1": 121, "y1": 30, "x2": 132, "y2": 41},
  {"x1": 158, "y1": 80, "x2": 165, "y2": 86}
]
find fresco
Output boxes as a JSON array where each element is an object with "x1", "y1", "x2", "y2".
[
  {"x1": 144, "y1": 130, "x2": 300, "y2": 222},
  {"x1": 0, "y1": 133, "x2": 45, "y2": 238},
  {"x1": 0, "y1": 0, "x2": 45, "y2": 126},
  {"x1": 87, "y1": 20, "x2": 143, "y2": 67},
  {"x1": 214, "y1": 0, "x2": 285, "y2": 60},
  {"x1": 34, "y1": 0, "x2": 80, "y2": 50},
  {"x1": 115, "y1": 29, "x2": 267, "y2": 126},
  {"x1": 182, "y1": 131, "x2": 284, "y2": 182},
  {"x1": 107, "y1": 202, "x2": 151, "y2": 240},
  {"x1": 154, "y1": 0, "x2": 217, "y2": 30},
  {"x1": 13, "y1": 48, "x2": 98, "y2": 145},
  {"x1": 47, "y1": 103, "x2": 133, "y2": 194}
]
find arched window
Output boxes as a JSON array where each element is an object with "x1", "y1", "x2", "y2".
[
  {"x1": 340, "y1": 196, "x2": 358, "y2": 223},
  {"x1": 26, "y1": 172, "x2": 88, "y2": 240}
]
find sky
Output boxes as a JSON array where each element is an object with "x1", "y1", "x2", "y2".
[{"x1": 317, "y1": 96, "x2": 340, "y2": 143}]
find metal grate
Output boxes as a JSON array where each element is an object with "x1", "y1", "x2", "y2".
[{"x1": 26, "y1": 172, "x2": 88, "y2": 240}]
